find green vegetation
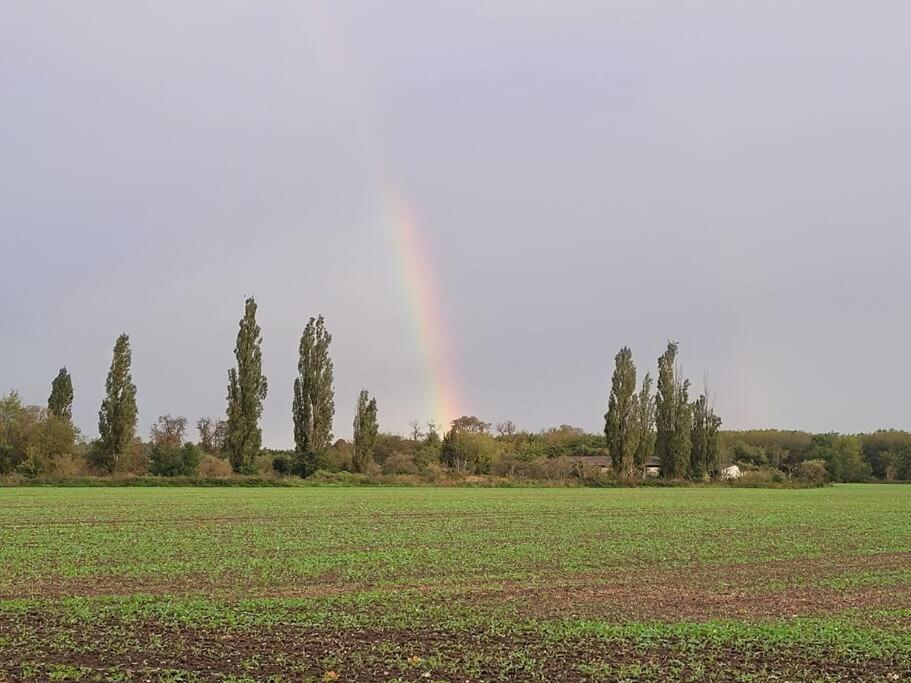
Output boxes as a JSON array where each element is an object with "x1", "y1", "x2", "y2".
[
  {"x1": 0, "y1": 485, "x2": 908, "y2": 680},
  {"x1": 604, "y1": 346, "x2": 638, "y2": 476},
  {"x1": 96, "y1": 334, "x2": 138, "y2": 472},
  {"x1": 1, "y1": 297, "x2": 909, "y2": 487},
  {"x1": 225, "y1": 297, "x2": 268, "y2": 474},
  {"x1": 656, "y1": 341, "x2": 688, "y2": 478},
  {"x1": 293, "y1": 315, "x2": 336, "y2": 476},
  {"x1": 352, "y1": 389, "x2": 379, "y2": 474},
  {"x1": 47, "y1": 367, "x2": 74, "y2": 423}
]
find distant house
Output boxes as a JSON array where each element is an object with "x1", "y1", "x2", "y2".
[
  {"x1": 566, "y1": 455, "x2": 612, "y2": 474},
  {"x1": 720, "y1": 464, "x2": 742, "y2": 480},
  {"x1": 643, "y1": 456, "x2": 661, "y2": 477}
]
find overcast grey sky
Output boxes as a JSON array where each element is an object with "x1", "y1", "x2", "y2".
[{"x1": 2, "y1": 2, "x2": 910, "y2": 446}]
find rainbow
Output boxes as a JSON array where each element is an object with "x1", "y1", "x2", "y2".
[
  {"x1": 383, "y1": 189, "x2": 462, "y2": 429},
  {"x1": 306, "y1": 4, "x2": 463, "y2": 430}
]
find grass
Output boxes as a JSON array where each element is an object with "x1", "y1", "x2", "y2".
[{"x1": 0, "y1": 485, "x2": 909, "y2": 681}]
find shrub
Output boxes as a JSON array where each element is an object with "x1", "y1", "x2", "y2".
[
  {"x1": 413, "y1": 442, "x2": 441, "y2": 471},
  {"x1": 15, "y1": 452, "x2": 45, "y2": 479},
  {"x1": 727, "y1": 469, "x2": 779, "y2": 487},
  {"x1": 382, "y1": 452, "x2": 418, "y2": 475},
  {"x1": 84, "y1": 437, "x2": 148, "y2": 475},
  {"x1": 513, "y1": 440, "x2": 549, "y2": 461},
  {"x1": 490, "y1": 455, "x2": 614, "y2": 484},
  {"x1": 271, "y1": 453, "x2": 293, "y2": 476},
  {"x1": 307, "y1": 470, "x2": 371, "y2": 485},
  {"x1": 47, "y1": 453, "x2": 86, "y2": 478},
  {"x1": 731, "y1": 440, "x2": 770, "y2": 467},
  {"x1": 441, "y1": 431, "x2": 501, "y2": 473},
  {"x1": 0, "y1": 445, "x2": 17, "y2": 475},
  {"x1": 291, "y1": 451, "x2": 332, "y2": 477},
  {"x1": 419, "y1": 461, "x2": 449, "y2": 483},
  {"x1": 197, "y1": 454, "x2": 232, "y2": 478},
  {"x1": 796, "y1": 459, "x2": 828, "y2": 484},
  {"x1": 117, "y1": 449, "x2": 149, "y2": 475},
  {"x1": 149, "y1": 443, "x2": 201, "y2": 477},
  {"x1": 322, "y1": 442, "x2": 352, "y2": 472},
  {"x1": 84, "y1": 440, "x2": 108, "y2": 473},
  {"x1": 253, "y1": 453, "x2": 275, "y2": 477},
  {"x1": 515, "y1": 456, "x2": 575, "y2": 481},
  {"x1": 728, "y1": 466, "x2": 825, "y2": 488},
  {"x1": 491, "y1": 452, "x2": 522, "y2": 478}
]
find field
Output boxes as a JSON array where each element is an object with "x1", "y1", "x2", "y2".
[{"x1": 0, "y1": 485, "x2": 909, "y2": 682}]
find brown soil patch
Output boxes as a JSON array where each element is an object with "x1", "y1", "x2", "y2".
[
  {"x1": 0, "y1": 617, "x2": 907, "y2": 682},
  {"x1": 2, "y1": 552, "x2": 908, "y2": 623},
  {"x1": 513, "y1": 580, "x2": 911, "y2": 621},
  {"x1": 496, "y1": 552, "x2": 911, "y2": 621}
]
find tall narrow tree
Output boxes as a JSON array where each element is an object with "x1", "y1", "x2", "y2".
[
  {"x1": 225, "y1": 297, "x2": 268, "y2": 473},
  {"x1": 605, "y1": 346, "x2": 637, "y2": 476},
  {"x1": 689, "y1": 393, "x2": 723, "y2": 478},
  {"x1": 292, "y1": 315, "x2": 335, "y2": 475},
  {"x1": 706, "y1": 404, "x2": 722, "y2": 477},
  {"x1": 631, "y1": 372, "x2": 656, "y2": 470},
  {"x1": 672, "y1": 375, "x2": 692, "y2": 477},
  {"x1": 690, "y1": 394, "x2": 709, "y2": 479},
  {"x1": 98, "y1": 334, "x2": 138, "y2": 470},
  {"x1": 655, "y1": 342, "x2": 678, "y2": 477},
  {"x1": 48, "y1": 367, "x2": 74, "y2": 422},
  {"x1": 352, "y1": 389, "x2": 379, "y2": 473},
  {"x1": 696, "y1": 382, "x2": 722, "y2": 477}
]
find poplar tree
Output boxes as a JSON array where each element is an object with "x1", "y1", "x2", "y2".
[
  {"x1": 691, "y1": 377, "x2": 723, "y2": 478},
  {"x1": 352, "y1": 389, "x2": 379, "y2": 473},
  {"x1": 225, "y1": 297, "x2": 268, "y2": 473},
  {"x1": 655, "y1": 341, "x2": 696, "y2": 478},
  {"x1": 690, "y1": 394, "x2": 709, "y2": 479},
  {"x1": 631, "y1": 372, "x2": 656, "y2": 470},
  {"x1": 293, "y1": 315, "x2": 335, "y2": 475},
  {"x1": 98, "y1": 334, "x2": 137, "y2": 470},
  {"x1": 705, "y1": 398, "x2": 722, "y2": 477},
  {"x1": 48, "y1": 367, "x2": 74, "y2": 422},
  {"x1": 672, "y1": 377, "x2": 692, "y2": 477},
  {"x1": 605, "y1": 346, "x2": 637, "y2": 476},
  {"x1": 655, "y1": 342, "x2": 678, "y2": 477}
]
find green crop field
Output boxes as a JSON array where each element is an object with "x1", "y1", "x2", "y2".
[{"x1": 0, "y1": 485, "x2": 909, "y2": 681}]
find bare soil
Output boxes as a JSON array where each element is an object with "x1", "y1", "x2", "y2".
[{"x1": 0, "y1": 616, "x2": 908, "y2": 682}]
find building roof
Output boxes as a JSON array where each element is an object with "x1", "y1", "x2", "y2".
[{"x1": 565, "y1": 455, "x2": 612, "y2": 467}]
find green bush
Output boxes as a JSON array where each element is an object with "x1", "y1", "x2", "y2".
[
  {"x1": 441, "y1": 431, "x2": 501, "y2": 473},
  {"x1": 728, "y1": 467, "x2": 826, "y2": 488},
  {"x1": 149, "y1": 443, "x2": 202, "y2": 477},
  {"x1": 382, "y1": 452, "x2": 418, "y2": 475},
  {"x1": 272, "y1": 453, "x2": 293, "y2": 475},
  {"x1": 15, "y1": 452, "x2": 45, "y2": 479}
]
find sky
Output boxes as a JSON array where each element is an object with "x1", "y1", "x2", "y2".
[{"x1": 2, "y1": 2, "x2": 911, "y2": 446}]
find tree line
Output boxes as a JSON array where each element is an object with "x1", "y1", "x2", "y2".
[
  {"x1": 603, "y1": 342, "x2": 722, "y2": 480},
  {"x1": 1, "y1": 297, "x2": 909, "y2": 483},
  {"x1": 83, "y1": 298, "x2": 376, "y2": 477},
  {"x1": 0, "y1": 298, "x2": 368, "y2": 478}
]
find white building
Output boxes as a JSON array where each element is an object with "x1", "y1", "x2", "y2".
[{"x1": 720, "y1": 464, "x2": 742, "y2": 480}]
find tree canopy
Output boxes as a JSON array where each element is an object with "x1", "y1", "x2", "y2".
[
  {"x1": 97, "y1": 334, "x2": 138, "y2": 471},
  {"x1": 225, "y1": 298, "x2": 268, "y2": 473}
]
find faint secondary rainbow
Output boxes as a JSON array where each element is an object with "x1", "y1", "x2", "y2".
[{"x1": 383, "y1": 189, "x2": 462, "y2": 429}]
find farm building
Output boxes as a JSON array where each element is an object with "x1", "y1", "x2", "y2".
[
  {"x1": 720, "y1": 464, "x2": 742, "y2": 479},
  {"x1": 565, "y1": 456, "x2": 612, "y2": 474},
  {"x1": 643, "y1": 457, "x2": 661, "y2": 477}
]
